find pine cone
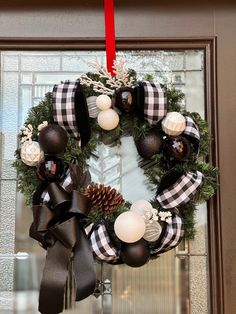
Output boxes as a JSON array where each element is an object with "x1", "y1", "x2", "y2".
[{"x1": 84, "y1": 183, "x2": 124, "y2": 214}]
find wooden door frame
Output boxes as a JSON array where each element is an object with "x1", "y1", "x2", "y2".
[{"x1": 0, "y1": 37, "x2": 222, "y2": 313}]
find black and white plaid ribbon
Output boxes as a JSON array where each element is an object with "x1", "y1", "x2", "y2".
[
  {"x1": 151, "y1": 213, "x2": 184, "y2": 255},
  {"x1": 184, "y1": 116, "x2": 200, "y2": 140},
  {"x1": 53, "y1": 80, "x2": 80, "y2": 141},
  {"x1": 142, "y1": 81, "x2": 167, "y2": 125},
  {"x1": 156, "y1": 171, "x2": 204, "y2": 209},
  {"x1": 86, "y1": 222, "x2": 119, "y2": 262},
  {"x1": 41, "y1": 168, "x2": 73, "y2": 204}
]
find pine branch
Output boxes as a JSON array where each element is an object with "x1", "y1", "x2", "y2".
[{"x1": 167, "y1": 87, "x2": 185, "y2": 112}]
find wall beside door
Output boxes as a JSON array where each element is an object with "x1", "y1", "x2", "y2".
[{"x1": 0, "y1": 1, "x2": 235, "y2": 313}]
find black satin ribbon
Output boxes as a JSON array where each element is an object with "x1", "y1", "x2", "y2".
[{"x1": 30, "y1": 188, "x2": 96, "y2": 314}]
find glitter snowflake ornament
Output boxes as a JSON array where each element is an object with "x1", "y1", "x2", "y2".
[{"x1": 20, "y1": 141, "x2": 44, "y2": 166}]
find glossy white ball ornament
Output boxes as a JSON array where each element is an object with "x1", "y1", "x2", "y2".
[
  {"x1": 97, "y1": 109, "x2": 119, "y2": 131},
  {"x1": 20, "y1": 141, "x2": 44, "y2": 166},
  {"x1": 130, "y1": 200, "x2": 153, "y2": 219},
  {"x1": 96, "y1": 95, "x2": 112, "y2": 111},
  {"x1": 143, "y1": 221, "x2": 162, "y2": 242},
  {"x1": 162, "y1": 112, "x2": 186, "y2": 136},
  {"x1": 87, "y1": 96, "x2": 100, "y2": 118},
  {"x1": 114, "y1": 211, "x2": 146, "y2": 243}
]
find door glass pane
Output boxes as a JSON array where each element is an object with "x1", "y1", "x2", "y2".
[{"x1": 0, "y1": 50, "x2": 208, "y2": 313}]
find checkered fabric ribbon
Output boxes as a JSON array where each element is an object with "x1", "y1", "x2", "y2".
[
  {"x1": 40, "y1": 168, "x2": 73, "y2": 204},
  {"x1": 184, "y1": 116, "x2": 200, "y2": 140},
  {"x1": 53, "y1": 80, "x2": 80, "y2": 141},
  {"x1": 86, "y1": 222, "x2": 119, "y2": 262},
  {"x1": 156, "y1": 171, "x2": 204, "y2": 209},
  {"x1": 142, "y1": 81, "x2": 167, "y2": 125},
  {"x1": 151, "y1": 213, "x2": 184, "y2": 255}
]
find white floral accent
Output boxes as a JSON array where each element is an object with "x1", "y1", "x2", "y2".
[
  {"x1": 142, "y1": 206, "x2": 173, "y2": 225},
  {"x1": 80, "y1": 58, "x2": 135, "y2": 95},
  {"x1": 144, "y1": 207, "x2": 159, "y2": 225},
  {"x1": 159, "y1": 211, "x2": 172, "y2": 224},
  {"x1": 165, "y1": 217, "x2": 172, "y2": 224},
  {"x1": 20, "y1": 124, "x2": 33, "y2": 144},
  {"x1": 21, "y1": 121, "x2": 49, "y2": 143},
  {"x1": 38, "y1": 121, "x2": 48, "y2": 132},
  {"x1": 151, "y1": 208, "x2": 159, "y2": 221},
  {"x1": 142, "y1": 213, "x2": 151, "y2": 222}
]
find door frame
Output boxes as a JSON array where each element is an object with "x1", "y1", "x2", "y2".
[{"x1": 0, "y1": 37, "x2": 222, "y2": 313}]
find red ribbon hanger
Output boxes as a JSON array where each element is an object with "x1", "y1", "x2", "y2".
[{"x1": 104, "y1": 0, "x2": 116, "y2": 76}]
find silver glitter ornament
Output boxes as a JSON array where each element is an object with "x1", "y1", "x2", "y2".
[
  {"x1": 143, "y1": 221, "x2": 162, "y2": 242},
  {"x1": 87, "y1": 96, "x2": 100, "y2": 118}
]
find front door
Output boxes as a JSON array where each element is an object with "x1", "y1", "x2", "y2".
[{"x1": 0, "y1": 42, "x2": 219, "y2": 313}]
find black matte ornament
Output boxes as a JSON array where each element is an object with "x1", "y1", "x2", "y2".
[
  {"x1": 37, "y1": 156, "x2": 64, "y2": 182},
  {"x1": 39, "y1": 124, "x2": 68, "y2": 155},
  {"x1": 120, "y1": 239, "x2": 150, "y2": 268},
  {"x1": 114, "y1": 87, "x2": 135, "y2": 113},
  {"x1": 136, "y1": 130, "x2": 162, "y2": 159},
  {"x1": 163, "y1": 136, "x2": 191, "y2": 161}
]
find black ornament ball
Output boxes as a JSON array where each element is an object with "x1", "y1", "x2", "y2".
[
  {"x1": 38, "y1": 124, "x2": 68, "y2": 155},
  {"x1": 37, "y1": 156, "x2": 64, "y2": 182},
  {"x1": 120, "y1": 239, "x2": 150, "y2": 268},
  {"x1": 114, "y1": 87, "x2": 135, "y2": 113},
  {"x1": 163, "y1": 135, "x2": 191, "y2": 161},
  {"x1": 136, "y1": 130, "x2": 162, "y2": 159}
]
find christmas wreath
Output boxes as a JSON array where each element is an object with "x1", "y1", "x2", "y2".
[{"x1": 13, "y1": 59, "x2": 217, "y2": 314}]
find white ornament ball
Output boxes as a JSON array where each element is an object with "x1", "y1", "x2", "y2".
[
  {"x1": 87, "y1": 96, "x2": 100, "y2": 118},
  {"x1": 130, "y1": 200, "x2": 153, "y2": 219},
  {"x1": 96, "y1": 95, "x2": 112, "y2": 111},
  {"x1": 114, "y1": 211, "x2": 146, "y2": 243},
  {"x1": 143, "y1": 221, "x2": 162, "y2": 242},
  {"x1": 162, "y1": 112, "x2": 186, "y2": 136},
  {"x1": 97, "y1": 109, "x2": 119, "y2": 131},
  {"x1": 20, "y1": 141, "x2": 44, "y2": 166}
]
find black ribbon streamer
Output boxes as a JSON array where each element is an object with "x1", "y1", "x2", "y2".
[{"x1": 30, "y1": 184, "x2": 96, "y2": 314}]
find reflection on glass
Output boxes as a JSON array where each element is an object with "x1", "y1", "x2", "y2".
[{"x1": 0, "y1": 50, "x2": 208, "y2": 313}]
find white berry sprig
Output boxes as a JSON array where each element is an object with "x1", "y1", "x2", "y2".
[
  {"x1": 38, "y1": 121, "x2": 48, "y2": 134},
  {"x1": 20, "y1": 121, "x2": 49, "y2": 144},
  {"x1": 20, "y1": 124, "x2": 33, "y2": 144},
  {"x1": 159, "y1": 211, "x2": 172, "y2": 224}
]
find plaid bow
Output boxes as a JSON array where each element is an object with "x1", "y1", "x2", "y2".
[
  {"x1": 184, "y1": 116, "x2": 200, "y2": 140},
  {"x1": 87, "y1": 222, "x2": 119, "y2": 262},
  {"x1": 151, "y1": 212, "x2": 184, "y2": 255},
  {"x1": 53, "y1": 80, "x2": 80, "y2": 141},
  {"x1": 142, "y1": 81, "x2": 167, "y2": 125},
  {"x1": 156, "y1": 171, "x2": 204, "y2": 209}
]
